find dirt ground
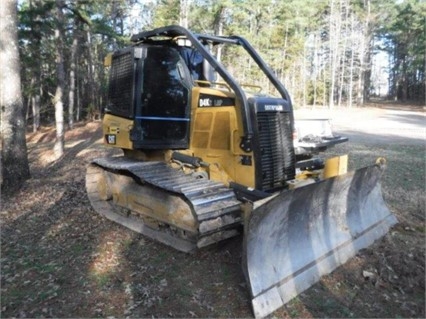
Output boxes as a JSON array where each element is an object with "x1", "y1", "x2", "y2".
[{"x1": 1, "y1": 102, "x2": 425, "y2": 318}]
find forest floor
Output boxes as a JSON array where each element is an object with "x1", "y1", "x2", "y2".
[{"x1": 1, "y1": 101, "x2": 425, "y2": 318}]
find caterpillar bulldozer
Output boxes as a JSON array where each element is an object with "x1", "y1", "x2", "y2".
[{"x1": 85, "y1": 25, "x2": 397, "y2": 318}]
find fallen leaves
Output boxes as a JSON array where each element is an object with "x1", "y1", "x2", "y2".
[{"x1": 1, "y1": 120, "x2": 425, "y2": 318}]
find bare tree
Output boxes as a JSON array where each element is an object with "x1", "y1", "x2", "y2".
[
  {"x1": 356, "y1": 0, "x2": 372, "y2": 106},
  {"x1": 29, "y1": 0, "x2": 42, "y2": 132},
  {"x1": 213, "y1": 4, "x2": 226, "y2": 62},
  {"x1": 328, "y1": 0, "x2": 340, "y2": 109},
  {"x1": 68, "y1": 16, "x2": 79, "y2": 129},
  {"x1": 337, "y1": 0, "x2": 349, "y2": 107},
  {"x1": 53, "y1": 0, "x2": 66, "y2": 157},
  {"x1": 0, "y1": 0, "x2": 30, "y2": 192},
  {"x1": 180, "y1": 0, "x2": 190, "y2": 28}
]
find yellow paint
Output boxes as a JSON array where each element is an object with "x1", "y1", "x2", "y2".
[
  {"x1": 104, "y1": 53, "x2": 112, "y2": 67},
  {"x1": 209, "y1": 163, "x2": 233, "y2": 186},
  {"x1": 323, "y1": 155, "x2": 348, "y2": 178},
  {"x1": 189, "y1": 87, "x2": 255, "y2": 188},
  {"x1": 108, "y1": 173, "x2": 197, "y2": 232},
  {"x1": 376, "y1": 157, "x2": 386, "y2": 165},
  {"x1": 108, "y1": 127, "x2": 119, "y2": 134},
  {"x1": 102, "y1": 113, "x2": 133, "y2": 149},
  {"x1": 101, "y1": 86, "x2": 257, "y2": 189}
]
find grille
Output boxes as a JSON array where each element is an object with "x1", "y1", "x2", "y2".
[
  {"x1": 107, "y1": 50, "x2": 135, "y2": 117},
  {"x1": 256, "y1": 112, "x2": 295, "y2": 191}
]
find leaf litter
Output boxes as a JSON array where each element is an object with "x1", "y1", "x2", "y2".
[{"x1": 1, "y1": 111, "x2": 425, "y2": 318}]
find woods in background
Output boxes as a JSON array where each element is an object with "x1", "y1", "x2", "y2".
[{"x1": 17, "y1": 0, "x2": 425, "y2": 131}]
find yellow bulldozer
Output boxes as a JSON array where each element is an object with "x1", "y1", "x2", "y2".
[{"x1": 85, "y1": 25, "x2": 397, "y2": 318}]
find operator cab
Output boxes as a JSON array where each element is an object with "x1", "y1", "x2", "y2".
[
  {"x1": 106, "y1": 43, "x2": 195, "y2": 149},
  {"x1": 105, "y1": 35, "x2": 221, "y2": 151}
]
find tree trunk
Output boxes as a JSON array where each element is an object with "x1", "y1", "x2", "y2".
[
  {"x1": 76, "y1": 60, "x2": 81, "y2": 121},
  {"x1": 401, "y1": 55, "x2": 408, "y2": 101},
  {"x1": 338, "y1": 0, "x2": 349, "y2": 107},
  {"x1": 328, "y1": 0, "x2": 338, "y2": 109},
  {"x1": 30, "y1": 0, "x2": 42, "y2": 132},
  {"x1": 180, "y1": 0, "x2": 189, "y2": 28},
  {"x1": 0, "y1": 0, "x2": 31, "y2": 192},
  {"x1": 213, "y1": 5, "x2": 225, "y2": 62},
  {"x1": 357, "y1": 0, "x2": 371, "y2": 106},
  {"x1": 54, "y1": 0, "x2": 66, "y2": 157},
  {"x1": 32, "y1": 93, "x2": 41, "y2": 132},
  {"x1": 357, "y1": 35, "x2": 365, "y2": 106},
  {"x1": 68, "y1": 23, "x2": 78, "y2": 129},
  {"x1": 302, "y1": 44, "x2": 307, "y2": 107},
  {"x1": 313, "y1": 33, "x2": 318, "y2": 108},
  {"x1": 348, "y1": 13, "x2": 355, "y2": 108},
  {"x1": 86, "y1": 29, "x2": 97, "y2": 116}
]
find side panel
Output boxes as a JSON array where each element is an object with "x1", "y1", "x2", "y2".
[
  {"x1": 103, "y1": 113, "x2": 134, "y2": 149},
  {"x1": 189, "y1": 87, "x2": 256, "y2": 188},
  {"x1": 133, "y1": 45, "x2": 192, "y2": 149}
]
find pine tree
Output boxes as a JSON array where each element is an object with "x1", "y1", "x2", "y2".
[{"x1": 1, "y1": 0, "x2": 30, "y2": 192}]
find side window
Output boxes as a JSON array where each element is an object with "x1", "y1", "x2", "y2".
[
  {"x1": 139, "y1": 47, "x2": 191, "y2": 143},
  {"x1": 178, "y1": 47, "x2": 204, "y2": 80}
]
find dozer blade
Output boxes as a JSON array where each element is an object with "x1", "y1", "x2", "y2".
[{"x1": 244, "y1": 162, "x2": 397, "y2": 318}]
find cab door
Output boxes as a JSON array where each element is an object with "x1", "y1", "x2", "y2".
[{"x1": 133, "y1": 45, "x2": 193, "y2": 149}]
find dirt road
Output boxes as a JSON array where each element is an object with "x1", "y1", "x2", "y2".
[{"x1": 295, "y1": 105, "x2": 425, "y2": 145}]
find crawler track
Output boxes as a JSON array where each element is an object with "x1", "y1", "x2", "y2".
[{"x1": 86, "y1": 157, "x2": 243, "y2": 252}]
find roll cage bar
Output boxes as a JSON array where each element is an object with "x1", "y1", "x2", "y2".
[{"x1": 131, "y1": 25, "x2": 293, "y2": 153}]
